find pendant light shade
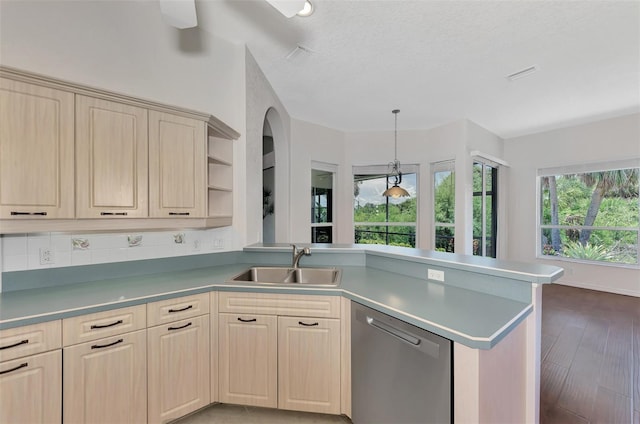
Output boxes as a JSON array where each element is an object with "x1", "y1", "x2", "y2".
[{"x1": 382, "y1": 109, "x2": 410, "y2": 198}]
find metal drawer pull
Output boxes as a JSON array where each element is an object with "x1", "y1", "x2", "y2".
[
  {"x1": 0, "y1": 362, "x2": 28, "y2": 375},
  {"x1": 11, "y1": 211, "x2": 47, "y2": 216},
  {"x1": 168, "y1": 305, "x2": 193, "y2": 313},
  {"x1": 237, "y1": 318, "x2": 257, "y2": 323},
  {"x1": 90, "y1": 319, "x2": 123, "y2": 329},
  {"x1": 168, "y1": 322, "x2": 192, "y2": 331},
  {"x1": 298, "y1": 321, "x2": 319, "y2": 327},
  {"x1": 100, "y1": 212, "x2": 128, "y2": 216},
  {"x1": 0, "y1": 339, "x2": 29, "y2": 350},
  {"x1": 169, "y1": 212, "x2": 190, "y2": 216},
  {"x1": 91, "y1": 339, "x2": 123, "y2": 349}
]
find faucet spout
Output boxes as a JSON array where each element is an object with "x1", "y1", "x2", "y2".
[{"x1": 291, "y1": 244, "x2": 311, "y2": 268}]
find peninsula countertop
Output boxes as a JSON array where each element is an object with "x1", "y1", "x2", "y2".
[{"x1": 0, "y1": 245, "x2": 563, "y2": 349}]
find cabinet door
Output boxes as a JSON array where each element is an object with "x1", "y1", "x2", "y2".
[
  {"x1": 0, "y1": 78, "x2": 74, "y2": 219},
  {"x1": 278, "y1": 317, "x2": 341, "y2": 414},
  {"x1": 75, "y1": 95, "x2": 148, "y2": 218},
  {"x1": 63, "y1": 330, "x2": 147, "y2": 424},
  {"x1": 0, "y1": 350, "x2": 61, "y2": 424},
  {"x1": 149, "y1": 111, "x2": 206, "y2": 217},
  {"x1": 218, "y1": 313, "x2": 277, "y2": 408},
  {"x1": 148, "y1": 315, "x2": 210, "y2": 423}
]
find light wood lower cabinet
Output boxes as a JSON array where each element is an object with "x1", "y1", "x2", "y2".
[
  {"x1": 217, "y1": 293, "x2": 343, "y2": 415},
  {"x1": 218, "y1": 313, "x2": 278, "y2": 408},
  {"x1": 278, "y1": 317, "x2": 341, "y2": 414},
  {"x1": 63, "y1": 330, "x2": 147, "y2": 424},
  {"x1": 147, "y1": 315, "x2": 210, "y2": 423},
  {"x1": 0, "y1": 350, "x2": 62, "y2": 424}
]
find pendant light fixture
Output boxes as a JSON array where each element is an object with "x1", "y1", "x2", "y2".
[{"x1": 382, "y1": 109, "x2": 410, "y2": 198}]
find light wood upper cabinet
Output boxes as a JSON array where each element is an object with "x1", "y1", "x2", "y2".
[
  {"x1": 149, "y1": 111, "x2": 206, "y2": 217},
  {"x1": 63, "y1": 329, "x2": 147, "y2": 424},
  {"x1": 0, "y1": 350, "x2": 62, "y2": 424},
  {"x1": 278, "y1": 316, "x2": 341, "y2": 414},
  {"x1": 218, "y1": 313, "x2": 278, "y2": 408},
  {"x1": 75, "y1": 95, "x2": 148, "y2": 218},
  {"x1": 0, "y1": 78, "x2": 74, "y2": 219}
]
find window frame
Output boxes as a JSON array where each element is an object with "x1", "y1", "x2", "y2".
[
  {"x1": 353, "y1": 164, "x2": 419, "y2": 248},
  {"x1": 311, "y1": 162, "x2": 337, "y2": 244},
  {"x1": 536, "y1": 159, "x2": 640, "y2": 269},
  {"x1": 432, "y1": 160, "x2": 456, "y2": 253}
]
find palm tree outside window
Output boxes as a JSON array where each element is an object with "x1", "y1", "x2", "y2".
[{"x1": 539, "y1": 162, "x2": 639, "y2": 266}]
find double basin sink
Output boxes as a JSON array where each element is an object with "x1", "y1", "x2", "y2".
[{"x1": 229, "y1": 266, "x2": 341, "y2": 286}]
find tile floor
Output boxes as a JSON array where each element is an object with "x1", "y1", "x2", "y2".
[{"x1": 174, "y1": 404, "x2": 352, "y2": 424}]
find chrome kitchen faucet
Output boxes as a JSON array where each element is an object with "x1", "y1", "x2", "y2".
[{"x1": 291, "y1": 244, "x2": 311, "y2": 268}]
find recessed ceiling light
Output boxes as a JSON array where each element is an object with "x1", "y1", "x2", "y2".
[
  {"x1": 297, "y1": 0, "x2": 314, "y2": 17},
  {"x1": 506, "y1": 65, "x2": 538, "y2": 81}
]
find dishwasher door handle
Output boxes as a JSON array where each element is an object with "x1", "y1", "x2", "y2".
[{"x1": 366, "y1": 316, "x2": 421, "y2": 346}]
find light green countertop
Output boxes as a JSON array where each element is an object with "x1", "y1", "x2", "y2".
[{"x1": 0, "y1": 246, "x2": 562, "y2": 349}]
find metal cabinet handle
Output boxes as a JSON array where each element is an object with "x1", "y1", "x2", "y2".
[
  {"x1": 168, "y1": 305, "x2": 193, "y2": 313},
  {"x1": 100, "y1": 212, "x2": 128, "y2": 216},
  {"x1": 91, "y1": 339, "x2": 123, "y2": 349},
  {"x1": 169, "y1": 212, "x2": 190, "y2": 216},
  {"x1": 168, "y1": 322, "x2": 192, "y2": 331},
  {"x1": 0, "y1": 339, "x2": 28, "y2": 350},
  {"x1": 298, "y1": 321, "x2": 319, "y2": 327},
  {"x1": 91, "y1": 320, "x2": 123, "y2": 329},
  {"x1": 237, "y1": 318, "x2": 257, "y2": 323},
  {"x1": 11, "y1": 211, "x2": 47, "y2": 216},
  {"x1": 366, "y1": 316, "x2": 421, "y2": 346},
  {"x1": 0, "y1": 362, "x2": 28, "y2": 375}
]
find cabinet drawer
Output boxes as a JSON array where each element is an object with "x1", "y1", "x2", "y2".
[
  {"x1": 0, "y1": 320, "x2": 62, "y2": 362},
  {"x1": 147, "y1": 293, "x2": 210, "y2": 327},
  {"x1": 219, "y1": 292, "x2": 340, "y2": 318},
  {"x1": 62, "y1": 305, "x2": 146, "y2": 347}
]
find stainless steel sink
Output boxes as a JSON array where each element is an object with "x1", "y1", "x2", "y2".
[{"x1": 229, "y1": 267, "x2": 341, "y2": 286}]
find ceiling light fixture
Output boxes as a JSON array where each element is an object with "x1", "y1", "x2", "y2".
[
  {"x1": 159, "y1": 0, "x2": 198, "y2": 29},
  {"x1": 265, "y1": 0, "x2": 305, "y2": 18},
  {"x1": 297, "y1": 0, "x2": 314, "y2": 17},
  {"x1": 506, "y1": 65, "x2": 538, "y2": 81},
  {"x1": 382, "y1": 109, "x2": 410, "y2": 198}
]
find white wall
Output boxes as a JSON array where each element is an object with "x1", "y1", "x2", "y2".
[
  {"x1": 289, "y1": 119, "x2": 346, "y2": 243},
  {"x1": 0, "y1": 0, "x2": 247, "y2": 277},
  {"x1": 504, "y1": 113, "x2": 640, "y2": 296}
]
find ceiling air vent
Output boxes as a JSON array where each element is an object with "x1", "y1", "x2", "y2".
[{"x1": 506, "y1": 65, "x2": 538, "y2": 81}]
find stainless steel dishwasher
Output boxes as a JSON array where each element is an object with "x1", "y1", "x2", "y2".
[{"x1": 351, "y1": 302, "x2": 452, "y2": 424}]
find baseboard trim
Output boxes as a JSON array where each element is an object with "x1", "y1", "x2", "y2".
[{"x1": 552, "y1": 280, "x2": 640, "y2": 298}]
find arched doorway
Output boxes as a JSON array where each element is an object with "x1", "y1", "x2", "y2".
[{"x1": 261, "y1": 107, "x2": 289, "y2": 243}]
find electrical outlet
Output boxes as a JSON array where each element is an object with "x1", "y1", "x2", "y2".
[
  {"x1": 40, "y1": 248, "x2": 55, "y2": 265},
  {"x1": 212, "y1": 238, "x2": 225, "y2": 249},
  {"x1": 193, "y1": 240, "x2": 200, "y2": 251},
  {"x1": 427, "y1": 268, "x2": 444, "y2": 282}
]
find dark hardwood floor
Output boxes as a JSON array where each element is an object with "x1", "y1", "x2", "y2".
[{"x1": 541, "y1": 283, "x2": 640, "y2": 424}]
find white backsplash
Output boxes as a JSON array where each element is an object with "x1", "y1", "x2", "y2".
[{"x1": 1, "y1": 227, "x2": 233, "y2": 272}]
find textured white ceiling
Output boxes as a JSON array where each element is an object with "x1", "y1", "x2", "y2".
[{"x1": 198, "y1": 0, "x2": 640, "y2": 138}]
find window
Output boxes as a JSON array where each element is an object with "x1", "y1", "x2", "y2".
[
  {"x1": 433, "y1": 161, "x2": 455, "y2": 252},
  {"x1": 353, "y1": 166, "x2": 417, "y2": 247},
  {"x1": 538, "y1": 162, "x2": 639, "y2": 266},
  {"x1": 473, "y1": 161, "x2": 498, "y2": 258},
  {"x1": 311, "y1": 168, "x2": 334, "y2": 243}
]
